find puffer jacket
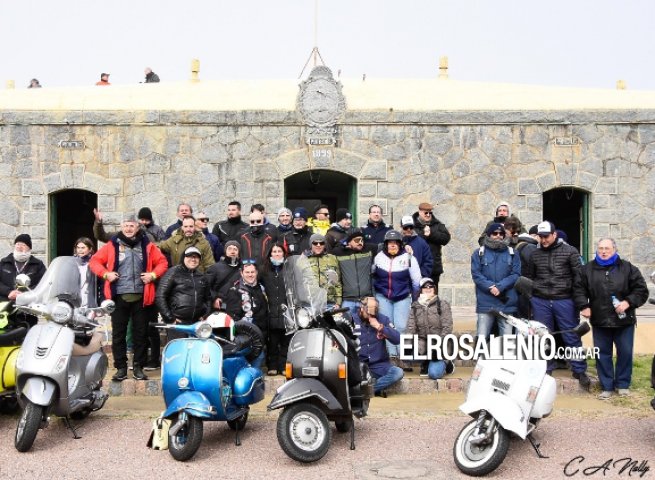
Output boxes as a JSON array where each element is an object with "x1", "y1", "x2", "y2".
[
  {"x1": 406, "y1": 296, "x2": 453, "y2": 355},
  {"x1": 325, "y1": 223, "x2": 351, "y2": 251},
  {"x1": 403, "y1": 234, "x2": 434, "y2": 278},
  {"x1": 260, "y1": 265, "x2": 287, "y2": 330},
  {"x1": 155, "y1": 264, "x2": 211, "y2": 324},
  {"x1": 471, "y1": 244, "x2": 521, "y2": 313},
  {"x1": 157, "y1": 230, "x2": 214, "y2": 272},
  {"x1": 332, "y1": 244, "x2": 376, "y2": 301},
  {"x1": 412, "y1": 212, "x2": 451, "y2": 276},
  {"x1": 362, "y1": 221, "x2": 392, "y2": 247},
  {"x1": 372, "y1": 251, "x2": 421, "y2": 301},
  {"x1": 207, "y1": 257, "x2": 241, "y2": 301},
  {"x1": 281, "y1": 227, "x2": 313, "y2": 256},
  {"x1": 306, "y1": 252, "x2": 342, "y2": 304},
  {"x1": 573, "y1": 258, "x2": 649, "y2": 327},
  {"x1": 528, "y1": 239, "x2": 582, "y2": 299}
]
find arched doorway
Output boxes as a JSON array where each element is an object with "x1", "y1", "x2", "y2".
[
  {"x1": 542, "y1": 187, "x2": 590, "y2": 261},
  {"x1": 284, "y1": 170, "x2": 357, "y2": 223},
  {"x1": 48, "y1": 189, "x2": 98, "y2": 261}
]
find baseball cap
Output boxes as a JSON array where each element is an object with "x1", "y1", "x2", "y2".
[
  {"x1": 184, "y1": 246, "x2": 202, "y2": 257},
  {"x1": 537, "y1": 221, "x2": 556, "y2": 236}
]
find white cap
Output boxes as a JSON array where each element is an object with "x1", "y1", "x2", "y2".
[{"x1": 400, "y1": 215, "x2": 414, "y2": 228}]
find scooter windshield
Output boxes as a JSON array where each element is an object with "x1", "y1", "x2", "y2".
[
  {"x1": 282, "y1": 255, "x2": 327, "y2": 328},
  {"x1": 15, "y1": 256, "x2": 81, "y2": 308}
]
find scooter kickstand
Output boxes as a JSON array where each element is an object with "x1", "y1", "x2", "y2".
[
  {"x1": 63, "y1": 417, "x2": 82, "y2": 440},
  {"x1": 234, "y1": 423, "x2": 241, "y2": 447},
  {"x1": 527, "y1": 433, "x2": 548, "y2": 459},
  {"x1": 350, "y1": 422, "x2": 356, "y2": 451}
]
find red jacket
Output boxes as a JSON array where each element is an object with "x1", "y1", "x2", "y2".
[{"x1": 89, "y1": 236, "x2": 168, "y2": 306}]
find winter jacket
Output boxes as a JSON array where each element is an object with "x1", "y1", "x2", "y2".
[
  {"x1": 262, "y1": 219, "x2": 279, "y2": 242},
  {"x1": 93, "y1": 221, "x2": 162, "y2": 243},
  {"x1": 305, "y1": 252, "x2": 342, "y2": 305},
  {"x1": 157, "y1": 230, "x2": 214, "y2": 272},
  {"x1": 403, "y1": 234, "x2": 434, "y2": 278},
  {"x1": 412, "y1": 212, "x2": 451, "y2": 276},
  {"x1": 573, "y1": 258, "x2": 649, "y2": 327},
  {"x1": 528, "y1": 239, "x2": 582, "y2": 300},
  {"x1": 372, "y1": 251, "x2": 421, "y2": 301},
  {"x1": 145, "y1": 71, "x2": 160, "y2": 83},
  {"x1": 156, "y1": 264, "x2": 211, "y2": 324},
  {"x1": 224, "y1": 279, "x2": 269, "y2": 332},
  {"x1": 406, "y1": 296, "x2": 453, "y2": 356},
  {"x1": 260, "y1": 265, "x2": 287, "y2": 330},
  {"x1": 471, "y1": 243, "x2": 521, "y2": 313},
  {"x1": 0, "y1": 254, "x2": 47, "y2": 300},
  {"x1": 206, "y1": 258, "x2": 242, "y2": 301},
  {"x1": 164, "y1": 220, "x2": 182, "y2": 240},
  {"x1": 352, "y1": 310, "x2": 399, "y2": 377},
  {"x1": 202, "y1": 229, "x2": 224, "y2": 262},
  {"x1": 362, "y1": 221, "x2": 392, "y2": 248},
  {"x1": 281, "y1": 227, "x2": 313, "y2": 256},
  {"x1": 89, "y1": 234, "x2": 168, "y2": 307},
  {"x1": 515, "y1": 234, "x2": 538, "y2": 277},
  {"x1": 239, "y1": 230, "x2": 273, "y2": 263},
  {"x1": 325, "y1": 223, "x2": 352, "y2": 251},
  {"x1": 332, "y1": 244, "x2": 376, "y2": 301},
  {"x1": 212, "y1": 217, "x2": 248, "y2": 244}
]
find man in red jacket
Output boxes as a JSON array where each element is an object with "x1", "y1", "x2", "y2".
[{"x1": 90, "y1": 215, "x2": 168, "y2": 381}]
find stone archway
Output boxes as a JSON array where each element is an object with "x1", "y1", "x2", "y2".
[
  {"x1": 284, "y1": 170, "x2": 357, "y2": 223},
  {"x1": 48, "y1": 189, "x2": 97, "y2": 260}
]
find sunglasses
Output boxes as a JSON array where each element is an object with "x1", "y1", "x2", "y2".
[
  {"x1": 490, "y1": 231, "x2": 505, "y2": 237},
  {"x1": 250, "y1": 220, "x2": 263, "y2": 225},
  {"x1": 312, "y1": 241, "x2": 325, "y2": 246},
  {"x1": 317, "y1": 211, "x2": 329, "y2": 216},
  {"x1": 402, "y1": 225, "x2": 414, "y2": 230},
  {"x1": 197, "y1": 218, "x2": 209, "y2": 222},
  {"x1": 421, "y1": 211, "x2": 433, "y2": 215},
  {"x1": 421, "y1": 284, "x2": 435, "y2": 289},
  {"x1": 351, "y1": 238, "x2": 364, "y2": 244}
]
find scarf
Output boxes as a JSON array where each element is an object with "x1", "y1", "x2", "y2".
[
  {"x1": 13, "y1": 250, "x2": 31, "y2": 263},
  {"x1": 117, "y1": 230, "x2": 143, "y2": 248},
  {"x1": 277, "y1": 223, "x2": 292, "y2": 233},
  {"x1": 595, "y1": 252, "x2": 619, "y2": 266},
  {"x1": 483, "y1": 236, "x2": 509, "y2": 251}
]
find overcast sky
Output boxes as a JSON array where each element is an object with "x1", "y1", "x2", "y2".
[{"x1": 1, "y1": 0, "x2": 653, "y2": 90}]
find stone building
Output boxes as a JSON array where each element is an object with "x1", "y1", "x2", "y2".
[{"x1": 1, "y1": 66, "x2": 654, "y2": 305}]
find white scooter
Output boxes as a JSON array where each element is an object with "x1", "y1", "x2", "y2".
[
  {"x1": 453, "y1": 310, "x2": 590, "y2": 476},
  {"x1": 12, "y1": 256, "x2": 115, "y2": 452}
]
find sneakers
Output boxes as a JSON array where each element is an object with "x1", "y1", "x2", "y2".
[
  {"x1": 133, "y1": 365, "x2": 149, "y2": 381},
  {"x1": 445, "y1": 360, "x2": 456, "y2": 376},
  {"x1": 374, "y1": 390, "x2": 387, "y2": 398},
  {"x1": 112, "y1": 367, "x2": 128, "y2": 382},
  {"x1": 617, "y1": 388, "x2": 630, "y2": 397},
  {"x1": 598, "y1": 390, "x2": 613, "y2": 400},
  {"x1": 419, "y1": 363, "x2": 429, "y2": 377},
  {"x1": 143, "y1": 360, "x2": 160, "y2": 371},
  {"x1": 573, "y1": 371, "x2": 591, "y2": 391}
]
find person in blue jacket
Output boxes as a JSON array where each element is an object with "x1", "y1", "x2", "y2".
[
  {"x1": 400, "y1": 215, "x2": 433, "y2": 278},
  {"x1": 471, "y1": 223, "x2": 521, "y2": 340}
]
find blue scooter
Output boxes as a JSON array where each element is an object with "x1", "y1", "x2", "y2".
[{"x1": 154, "y1": 312, "x2": 265, "y2": 461}]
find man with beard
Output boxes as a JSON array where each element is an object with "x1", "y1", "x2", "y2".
[
  {"x1": 239, "y1": 210, "x2": 273, "y2": 263},
  {"x1": 276, "y1": 207, "x2": 293, "y2": 239},
  {"x1": 325, "y1": 208, "x2": 353, "y2": 251},
  {"x1": 90, "y1": 215, "x2": 168, "y2": 381},
  {"x1": 281, "y1": 207, "x2": 313, "y2": 255},
  {"x1": 158, "y1": 216, "x2": 214, "y2": 272},
  {"x1": 412, "y1": 202, "x2": 451, "y2": 292},
  {"x1": 207, "y1": 240, "x2": 242, "y2": 309},
  {"x1": 213, "y1": 201, "x2": 248, "y2": 244}
]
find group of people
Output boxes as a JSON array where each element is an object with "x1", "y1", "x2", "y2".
[
  {"x1": 472, "y1": 202, "x2": 650, "y2": 398},
  {"x1": 95, "y1": 68, "x2": 160, "y2": 86}
]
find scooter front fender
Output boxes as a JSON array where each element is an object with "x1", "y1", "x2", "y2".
[
  {"x1": 459, "y1": 392, "x2": 528, "y2": 439},
  {"x1": 162, "y1": 391, "x2": 215, "y2": 419},
  {"x1": 267, "y1": 378, "x2": 343, "y2": 411},
  {"x1": 19, "y1": 376, "x2": 56, "y2": 407}
]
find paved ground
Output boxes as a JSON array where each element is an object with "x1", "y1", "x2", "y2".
[{"x1": 0, "y1": 393, "x2": 653, "y2": 480}]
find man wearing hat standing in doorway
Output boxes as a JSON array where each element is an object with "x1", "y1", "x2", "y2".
[
  {"x1": 528, "y1": 220, "x2": 591, "y2": 390},
  {"x1": 326, "y1": 208, "x2": 353, "y2": 251},
  {"x1": 0, "y1": 234, "x2": 46, "y2": 326},
  {"x1": 412, "y1": 202, "x2": 451, "y2": 292}
]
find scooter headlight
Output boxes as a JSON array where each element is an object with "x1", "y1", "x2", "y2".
[
  {"x1": 51, "y1": 301, "x2": 73, "y2": 324},
  {"x1": 296, "y1": 308, "x2": 312, "y2": 329},
  {"x1": 195, "y1": 322, "x2": 212, "y2": 339}
]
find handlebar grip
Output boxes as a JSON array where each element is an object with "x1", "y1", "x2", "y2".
[{"x1": 330, "y1": 307, "x2": 350, "y2": 315}]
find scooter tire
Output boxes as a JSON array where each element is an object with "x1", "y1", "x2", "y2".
[
  {"x1": 15, "y1": 401, "x2": 44, "y2": 452},
  {"x1": 168, "y1": 415, "x2": 203, "y2": 462},
  {"x1": 227, "y1": 410, "x2": 249, "y2": 431},
  {"x1": 277, "y1": 403, "x2": 331, "y2": 463},
  {"x1": 453, "y1": 418, "x2": 510, "y2": 477}
]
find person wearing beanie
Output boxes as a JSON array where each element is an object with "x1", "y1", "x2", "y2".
[
  {"x1": 206, "y1": 240, "x2": 242, "y2": 308},
  {"x1": 515, "y1": 224, "x2": 540, "y2": 318},
  {"x1": 137, "y1": 207, "x2": 166, "y2": 241},
  {"x1": 471, "y1": 222, "x2": 521, "y2": 342},
  {"x1": 276, "y1": 207, "x2": 294, "y2": 238},
  {"x1": 281, "y1": 207, "x2": 313, "y2": 255},
  {"x1": 307, "y1": 204, "x2": 331, "y2": 236},
  {"x1": 304, "y1": 233, "x2": 342, "y2": 306},
  {"x1": 212, "y1": 201, "x2": 248, "y2": 244},
  {"x1": 0, "y1": 234, "x2": 46, "y2": 326},
  {"x1": 325, "y1": 208, "x2": 353, "y2": 251},
  {"x1": 477, "y1": 201, "x2": 525, "y2": 246}
]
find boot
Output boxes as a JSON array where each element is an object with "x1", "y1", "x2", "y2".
[
  {"x1": 112, "y1": 367, "x2": 128, "y2": 382},
  {"x1": 133, "y1": 364, "x2": 149, "y2": 381}
]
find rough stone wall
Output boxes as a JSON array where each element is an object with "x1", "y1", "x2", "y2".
[{"x1": 1, "y1": 110, "x2": 654, "y2": 305}]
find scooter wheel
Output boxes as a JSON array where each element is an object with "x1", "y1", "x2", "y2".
[
  {"x1": 453, "y1": 417, "x2": 510, "y2": 476},
  {"x1": 277, "y1": 403, "x2": 331, "y2": 463},
  {"x1": 168, "y1": 414, "x2": 203, "y2": 462},
  {"x1": 15, "y1": 401, "x2": 44, "y2": 452}
]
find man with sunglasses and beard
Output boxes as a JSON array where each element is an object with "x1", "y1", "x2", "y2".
[
  {"x1": 412, "y1": 202, "x2": 450, "y2": 292},
  {"x1": 239, "y1": 210, "x2": 273, "y2": 263}
]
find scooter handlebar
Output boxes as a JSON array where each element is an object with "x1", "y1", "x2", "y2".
[{"x1": 330, "y1": 307, "x2": 350, "y2": 315}]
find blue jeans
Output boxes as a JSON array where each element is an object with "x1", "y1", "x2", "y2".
[
  {"x1": 371, "y1": 365, "x2": 404, "y2": 392},
  {"x1": 531, "y1": 297, "x2": 587, "y2": 374},
  {"x1": 593, "y1": 325, "x2": 634, "y2": 391},
  {"x1": 428, "y1": 360, "x2": 446, "y2": 380},
  {"x1": 375, "y1": 294, "x2": 411, "y2": 357},
  {"x1": 476, "y1": 312, "x2": 513, "y2": 340}
]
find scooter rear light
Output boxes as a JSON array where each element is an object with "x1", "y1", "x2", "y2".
[
  {"x1": 526, "y1": 386, "x2": 539, "y2": 404},
  {"x1": 471, "y1": 364, "x2": 483, "y2": 381},
  {"x1": 285, "y1": 362, "x2": 293, "y2": 379},
  {"x1": 338, "y1": 363, "x2": 347, "y2": 379}
]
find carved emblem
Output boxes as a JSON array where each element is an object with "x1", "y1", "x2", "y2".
[{"x1": 297, "y1": 66, "x2": 346, "y2": 129}]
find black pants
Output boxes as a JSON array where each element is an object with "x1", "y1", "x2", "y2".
[
  {"x1": 111, "y1": 296, "x2": 148, "y2": 368},
  {"x1": 267, "y1": 328, "x2": 290, "y2": 371},
  {"x1": 144, "y1": 305, "x2": 160, "y2": 362},
  {"x1": 430, "y1": 273, "x2": 442, "y2": 294}
]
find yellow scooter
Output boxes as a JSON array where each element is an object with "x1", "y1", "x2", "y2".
[{"x1": 0, "y1": 301, "x2": 28, "y2": 413}]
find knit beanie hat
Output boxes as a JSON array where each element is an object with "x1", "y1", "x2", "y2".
[
  {"x1": 138, "y1": 207, "x2": 153, "y2": 222},
  {"x1": 14, "y1": 234, "x2": 32, "y2": 249},
  {"x1": 336, "y1": 208, "x2": 352, "y2": 222}
]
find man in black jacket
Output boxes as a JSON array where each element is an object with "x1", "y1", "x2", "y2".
[
  {"x1": 528, "y1": 221, "x2": 590, "y2": 389},
  {"x1": 573, "y1": 238, "x2": 648, "y2": 399},
  {"x1": 412, "y1": 202, "x2": 451, "y2": 292},
  {"x1": 207, "y1": 240, "x2": 242, "y2": 307},
  {"x1": 212, "y1": 201, "x2": 248, "y2": 244}
]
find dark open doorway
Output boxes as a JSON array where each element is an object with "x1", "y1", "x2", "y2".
[
  {"x1": 48, "y1": 189, "x2": 98, "y2": 261},
  {"x1": 284, "y1": 170, "x2": 357, "y2": 223},
  {"x1": 542, "y1": 187, "x2": 590, "y2": 261}
]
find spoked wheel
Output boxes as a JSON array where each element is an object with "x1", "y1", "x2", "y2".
[
  {"x1": 227, "y1": 409, "x2": 249, "y2": 431},
  {"x1": 15, "y1": 401, "x2": 45, "y2": 452},
  {"x1": 277, "y1": 403, "x2": 331, "y2": 463},
  {"x1": 453, "y1": 417, "x2": 510, "y2": 476},
  {"x1": 168, "y1": 414, "x2": 204, "y2": 462},
  {"x1": 335, "y1": 418, "x2": 353, "y2": 433}
]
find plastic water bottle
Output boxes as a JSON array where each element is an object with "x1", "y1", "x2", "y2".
[{"x1": 611, "y1": 296, "x2": 627, "y2": 319}]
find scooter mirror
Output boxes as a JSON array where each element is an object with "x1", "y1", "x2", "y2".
[
  {"x1": 573, "y1": 321, "x2": 591, "y2": 337},
  {"x1": 100, "y1": 299, "x2": 116, "y2": 314},
  {"x1": 15, "y1": 274, "x2": 31, "y2": 289}
]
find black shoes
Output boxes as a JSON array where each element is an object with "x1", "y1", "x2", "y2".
[
  {"x1": 112, "y1": 367, "x2": 128, "y2": 382},
  {"x1": 133, "y1": 365, "x2": 149, "y2": 381},
  {"x1": 374, "y1": 390, "x2": 387, "y2": 398},
  {"x1": 419, "y1": 363, "x2": 429, "y2": 377},
  {"x1": 143, "y1": 359, "x2": 160, "y2": 371},
  {"x1": 573, "y1": 371, "x2": 591, "y2": 391}
]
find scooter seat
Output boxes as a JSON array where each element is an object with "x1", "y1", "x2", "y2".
[{"x1": 0, "y1": 327, "x2": 27, "y2": 347}]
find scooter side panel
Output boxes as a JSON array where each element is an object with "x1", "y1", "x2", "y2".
[
  {"x1": 161, "y1": 338, "x2": 222, "y2": 411},
  {"x1": 268, "y1": 378, "x2": 343, "y2": 411},
  {"x1": 531, "y1": 374, "x2": 556, "y2": 419},
  {"x1": 20, "y1": 376, "x2": 56, "y2": 407},
  {"x1": 162, "y1": 391, "x2": 216, "y2": 419},
  {"x1": 232, "y1": 366, "x2": 265, "y2": 406},
  {"x1": 460, "y1": 391, "x2": 529, "y2": 439}
]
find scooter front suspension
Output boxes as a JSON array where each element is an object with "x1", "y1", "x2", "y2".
[{"x1": 469, "y1": 410, "x2": 496, "y2": 446}]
